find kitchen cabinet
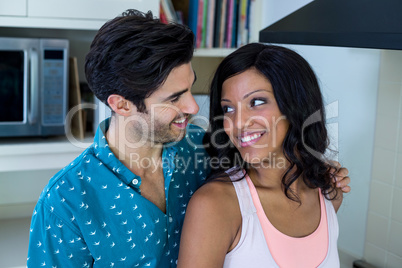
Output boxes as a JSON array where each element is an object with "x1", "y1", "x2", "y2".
[
  {"x1": 0, "y1": 0, "x2": 158, "y2": 30},
  {"x1": 0, "y1": 0, "x2": 26, "y2": 16}
]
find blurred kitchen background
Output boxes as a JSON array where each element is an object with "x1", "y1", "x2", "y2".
[{"x1": 0, "y1": 0, "x2": 401, "y2": 267}]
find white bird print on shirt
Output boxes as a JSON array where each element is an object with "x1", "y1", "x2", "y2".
[
  {"x1": 115, "y1": 194, "x2": 121, "y2": 199},
  {"x1": 54, "y1": 249, "x2": 59, "y2": 254},
  {"x1": 102, "y1": 185, "x2": 108, "y2": 189},
  {"x1": 131, "y1": 243, "x2": 136, "y2": 249},
  {"x1": 93, "y1": 241, "x2": 100, "y2": 246},
  {"x1": 96, "y1": 256, "x2": 102, "y2": 261},
  {"x1": 127, "y1": 236, "x2": 132, "y2": 242},
  {"x1": 142, "y1": 223, "x2": 147, "y2": 229},
  {"x1": 140, "y1": 254, "x2": 145, "y2": 260},
  {"x1": 116, "y1": 211, "x2": 122, "y2": 216},
  {"x1": 102, "y1": 222, "x2": 107, "y2": 228},
  {"x1": 110, "y1": 204, "x2": 116, "y2": 209},
  {"x1": 90, "y1": 230, "x2": 96, "y2": 236},
  {"x1": 85, "y1": 220, "x2": 92, "y2": 225},
  {"x1": 137, "y1": 214, "x2": 142, "y2": 219},
  {"x1": 58, "y1": 238, "x2": 63, "y2": 244},
  {"x1": 87, "y1": 176, "x2": 92, "y2": 182},
  {"x1": 46, "y1": 225, "x2": 51, "y2": 230},
  {"x1": 68, "y1": 253, "x2": 73, "y2": 259},
  {"x1": 120, "y1": 257, "x2": 126, "y2": 261},
  {"x1": 106, "y1": 232, "x2": 111, "y2": 238},
  {"x1": 37, "y1": 241, "x2": 42, "y2": 247},
  {"x1": 133, "y1": 204, "x2": 138, "y2": 210},
  {"x1": 56, "y1": 223, "x2": 63, "y2": 228}
]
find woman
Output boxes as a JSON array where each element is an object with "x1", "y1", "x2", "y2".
[{"x1": 178, "y1": 44, "x2": 343, "y2": 267}]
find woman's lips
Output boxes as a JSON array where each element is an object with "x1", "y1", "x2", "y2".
[{"x1": 238, "y1": 131, "x2": 266, "y2": 147}]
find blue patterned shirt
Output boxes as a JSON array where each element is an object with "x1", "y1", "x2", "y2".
[{"x1": 27, "y1": 119, "x2": 209, "y2": 267}]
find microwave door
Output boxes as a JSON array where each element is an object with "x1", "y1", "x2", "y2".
[
  {"x1": 0, "y1": 51, "x2": 25, "y2": 123},
  {"x1": 0, "y1": 38, "x2": 41, "y2": 137}
]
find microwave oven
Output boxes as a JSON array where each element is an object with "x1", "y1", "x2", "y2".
[{"x1": 0, "y1": 37, "x2": 69, "y2": 137}]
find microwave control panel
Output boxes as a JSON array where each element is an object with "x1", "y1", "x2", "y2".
[{"x1": 42, "y1": 49, "x2": 67, "y2": 126}]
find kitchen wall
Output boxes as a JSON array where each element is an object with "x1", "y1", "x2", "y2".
[
  {"x1": 261, "y1": 1, "x2": 402, "y2": 267},
  {"x1": 364, "y1": 50, "x2": 402, "y2": 267}
]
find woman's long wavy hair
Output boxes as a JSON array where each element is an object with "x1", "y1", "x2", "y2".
[{"x1": 203, "y1": 43, "x2": 337, "y2": 202}]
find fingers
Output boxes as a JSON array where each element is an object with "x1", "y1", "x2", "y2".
[
  {"x1": 340, "y1": 185, "x2": 351, "y2": 193},
  {"x1": 329, "y1": 166, "x2": 349, "y2": 178},
  {"x1": 328, "y1": 160, "x2": 342, "y2": 170}
]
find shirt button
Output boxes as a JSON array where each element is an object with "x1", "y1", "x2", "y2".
[
  {"x1": 132, "y1": 179, "x2": 139, "y2": 185},
  {"x1": 169, "y1": 217, "x2": 173, "y2": 223}
]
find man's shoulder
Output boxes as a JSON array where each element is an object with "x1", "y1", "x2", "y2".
[{"x1": 39, "y1": 146, "x2": 95, "y2": 198}]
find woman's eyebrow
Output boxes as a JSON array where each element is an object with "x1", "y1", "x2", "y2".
[{"x1": 221, "y1": 89, "x2": 269, "y2": 102}]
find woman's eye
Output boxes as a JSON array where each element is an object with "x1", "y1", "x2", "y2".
[
  {"x1": 251, "y1": 98, "x2": 266, "y2": 107},
  {"x1": 222, "y1": 106, "x2": 234, "y2": 113}
]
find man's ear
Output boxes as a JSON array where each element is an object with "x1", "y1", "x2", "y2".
[{"x1": 107, "y1": 94, "x2": 136, "y2": 116}]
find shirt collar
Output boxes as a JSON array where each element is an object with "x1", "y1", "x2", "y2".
[{"x1": 92, "y1": 118, "x2": 179, "y2": 189}]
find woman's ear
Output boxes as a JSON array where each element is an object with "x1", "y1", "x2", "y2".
[{"x1": 107, "y1": 94, "x2": 135, "y2": 116}]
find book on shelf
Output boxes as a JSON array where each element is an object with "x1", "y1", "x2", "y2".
[
  {"x1": 188, "y1": 0, "x2": 199, "y2": 39},
  {"x1": 206, "y1": 0, "x2": 216, "y2": 48},
  {"x1": 160, "y1": 0, "x2": 178, "y2": 23},
  {"x1": 165, "y1": 0, "x2": 253, "y2": 48},
  {"x1": 201, "y1": 0, "x2": 209, "y2": 48},
  {"x1": 195, "y1": 0, "x2": 204, "y2": 48}
]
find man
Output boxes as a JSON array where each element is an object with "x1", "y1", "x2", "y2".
[{"x1": 27, "y1": 9, "x2": 350, "y2": 267}]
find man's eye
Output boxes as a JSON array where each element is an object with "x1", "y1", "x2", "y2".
[
  {"x1": 171, "y1": 96, "x2": 180, "y2": 103},
  {"x1": 222, "y1": 106, "x2": 234, "y2": 113},
  {"x1": 251, "y1": 98, "x2": 266, "y2": 107}
]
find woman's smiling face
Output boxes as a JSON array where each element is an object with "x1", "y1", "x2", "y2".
[{"x1": 221, "y1": 68, "x2": 289, "y2": 165}]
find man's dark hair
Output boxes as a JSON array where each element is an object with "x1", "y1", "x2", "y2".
[{"x1": 85, "y1": 9, "x2": 195, "y2": 112}]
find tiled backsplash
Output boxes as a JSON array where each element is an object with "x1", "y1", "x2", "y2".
[{"x1": 365, "y1": 50, "x2": 402, "y2": 267}]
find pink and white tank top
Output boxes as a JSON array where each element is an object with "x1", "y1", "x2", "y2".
[{"x1": 223, "y1": 168, "x2": 340, "y2": 268}]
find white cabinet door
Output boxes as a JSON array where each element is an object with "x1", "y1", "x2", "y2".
[
  {"x1": 0, "y1": 0, "x2": 27, "y2": 16},
  {"x1": 28, "y1": 0, "x2": 158, "y2": 20}
]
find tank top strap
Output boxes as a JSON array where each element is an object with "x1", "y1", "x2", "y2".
[{"x1": 225, "y1": 167, "x2": 257, "y2": 216}]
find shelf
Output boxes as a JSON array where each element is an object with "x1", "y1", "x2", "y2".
[
  {"x1": 0, "y1": 136, "x2": 93, "y2": 172},
  {"x1": 193, "y1": 48, "x2": 237, "y2": 57},
  {"x1": 0, "y1": 16, "x2": 106, "y2": 30}
]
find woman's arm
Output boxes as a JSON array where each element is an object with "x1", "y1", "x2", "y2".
[{"x1": 177, "y1": 181, "x2": 241, "y2": 268}]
